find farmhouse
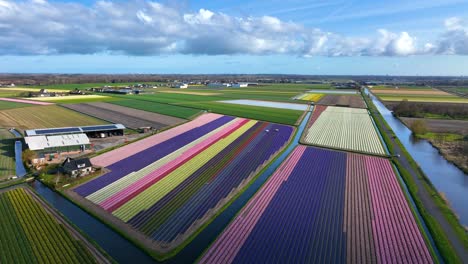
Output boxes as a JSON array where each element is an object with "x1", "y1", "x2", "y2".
[{"x1": 61, "y1": 157, "x2": 93, "y2": 177}]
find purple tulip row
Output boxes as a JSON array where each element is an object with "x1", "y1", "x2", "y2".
[
  {"x1": 201, "y1": 146, "x2": 433, "y2": 264},
  {"x1": 74, "y1": 115, "x2": 234, "y2": 196}
]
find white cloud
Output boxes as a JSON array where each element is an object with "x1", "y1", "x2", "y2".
[
  {"x1": 0, "y1": 0, "x2": 465, "y2": 57},
  {"x1": 436, "y1": 17, "x2": 468, "y2": 55}
]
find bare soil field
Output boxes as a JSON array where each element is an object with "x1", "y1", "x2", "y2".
[
  {"x1": 317, "y1": 94, "x2": 367, "y2": 108},
  {"x1": 401, "y1": 117, "x2": 468, "y2": 134},
  {"x1": 427, "y1": 140, "x2": 468, "y2": 173},
  {"x1": 372, "y1": 88, "x2": 451, "y2": 96},
  {"x1": 64, "y1": 102, "x2": 185, "y2": 129}
]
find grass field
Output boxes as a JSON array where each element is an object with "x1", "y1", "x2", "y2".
[
  {"x1": 0, "y1": 187, "x2": 102, "y2": 263},
  {"x1": 0, "y1": 100, "x2": 32, "y2": 110},
  {"x1": 111, "y1": 100, "x2": 201, "y2": 119},
  {"x1": 0, "y1": 129, "x2": 15, "y2": 180},
  {"x1": 0, "y1": 105, "x2": 106, "y2": 131},
  {"x1": 178, "y1": 101, "x2": 302, "y2": 125}
]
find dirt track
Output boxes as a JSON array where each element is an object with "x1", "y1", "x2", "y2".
[
  {"x1": 64, "y1": 102, "x2": 185, "y2": 129},
  {"x1": 317, "y1": 95, "x2": 366, "y2": 108}
]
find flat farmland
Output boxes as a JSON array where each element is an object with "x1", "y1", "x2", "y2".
[
  {"x1": 303, "y1": 106, "x2": 386, "y2": 155},
  {"x1": 372, "y1": 89, "x2": 452, "y2": 96},
  {"x1": 64, "y1": 102, "x2": 185, "y2": 130},
  {"x1": 0, "y1": 105, "x2": 106, "y2": 131},
  {"x1": 378, "y1": 95, "x2": 468, "y2": 103},
  {"x1": 294, "y1": 93, "x2": 324, "y2": 102},
  {"x1": 0, "y1": 129, "x2": 15, "y2": 179},
  {"x1": 400, "y1": 117, "x2": 468, "y2": 134},
  {"x1": 70, "y1": 113, "x2": 293, "y2": 255},
  {"x1": 200, "y1": 146, "x2": 433, "y2": 264},
  {"x1": 371, "y1": 88, "x2": 468, "y2": 103},
  {"x1": 28, "y1": 94, "x2": 115, "y2": 103},
  {"x1": 111, "y1": 100, "x2": 201, "y2": 119},
  {"x1": 0, "y1": 187, "x2": 109, "y2": 263},
  {"x1": 218, "y1": 99, "x2": 309, "y2": 111},
  {"x1": 0, "y1": 97, "x2": 53, "y2": 106},
  {"x1": 0, "y1": 100, "x2": 32, "y2": 110},
  {"x1": 177, "y1": 101, "x2": 302, "y2": 125},
  {"x1": 317, "y1": 94, "x2": 367, "y2": 108}
]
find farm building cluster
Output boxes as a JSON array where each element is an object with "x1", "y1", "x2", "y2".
[{"x1": 24, "y1": 124, "x2": 125, "y2": 164}]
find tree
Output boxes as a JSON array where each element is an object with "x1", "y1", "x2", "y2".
[
  {"x1": 22, "y1": 149, "x2": 37, "y2": 165},
  {"x1": 410, "y1": 120, "x2": 428, "y2": 135}
]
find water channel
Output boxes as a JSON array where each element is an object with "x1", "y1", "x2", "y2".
[
  {"x1": 366, "y1": 89, "x2": 468, "y2": 226},
  {"x1": 29, "y1": 110, "x2": 313, "y2": 263}
]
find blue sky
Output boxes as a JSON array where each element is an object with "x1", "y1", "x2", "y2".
[{"x1": 0, "y1": 0, "x2": 467, "y2": 75}]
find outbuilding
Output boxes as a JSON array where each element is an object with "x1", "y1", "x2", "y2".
[{"x1": 61, "y1": 157, "x2": 93, "y2": 177}]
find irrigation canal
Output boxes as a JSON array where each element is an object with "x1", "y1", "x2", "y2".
[
  {"x1": 29, "y1": 110, "x2": 313, "y2": 263},
  {"x1": 366, "y1": 89, "x2": 468, "y2": 226}
]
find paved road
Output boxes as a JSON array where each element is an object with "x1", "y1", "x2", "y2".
[{"x1": 371, "y1": 107, "x2": 468, "y2": 262}]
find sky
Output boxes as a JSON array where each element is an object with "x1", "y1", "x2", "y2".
[{"x1": 0, "y1": 0, "x2": 467, "y2": 75}]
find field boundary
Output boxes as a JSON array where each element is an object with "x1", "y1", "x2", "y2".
[
  {"x1": 60, "y1": 119, "x2": 297, "y2": 261},
  {"x1": 363, "y1": 88, "x2": 467, "y2": 262}
]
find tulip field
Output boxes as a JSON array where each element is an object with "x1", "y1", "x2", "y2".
[
  {"x1": 0, "y1": 188, "x2": 99, "y2": 263},
  {"x1": 200, "y1": 146, "x2": 433, "y2": 264},
  {"x1": 303, "y1": 105, "x2": 386, "y2": 155},
  {"x1": 74, "y1": 113, "x2": 293, "y2": 250},
  {"x1": 293, "y1": 93, "x2": 324, "y2": 101}
]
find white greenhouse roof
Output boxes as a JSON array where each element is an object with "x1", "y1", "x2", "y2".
[{"x1": 25, "y1": 133, "x2": 90, "y2": 150}]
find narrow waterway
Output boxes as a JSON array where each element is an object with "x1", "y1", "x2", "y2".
[
  {"x1": 29, "y1": 180, "x2": 155, "y2": 263},
  {"x1": 366, "y1": 89, "x2": 468, "y2": 226},
  {"x1": 29, "y1": 110, "x2": 312, "y2": 263}
]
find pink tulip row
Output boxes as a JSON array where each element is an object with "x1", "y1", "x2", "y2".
[
  {"x1": 91, "y1": 113, "x2": 223, "y2": 167},
  {"x1": 366, "y1": 157, "x2": 432, "y2": 264},
  {"x1": 99, "y1": 118, "x2": 249, "y2": 212},
  {"x1": 0, "y1": 97, "x2": 54, "y2": 105},
  {"x1": 199, "y1": 146, "x2": 306, "y2": 264}
]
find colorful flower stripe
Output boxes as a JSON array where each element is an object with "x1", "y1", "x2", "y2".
[
  {"x1": 126, "y1": 122, "x2": 268, "y2": 234},
  {"x1": 147, "y1": 124, "x2": 292, "y2": 242},
  {"x1": 112, "y1": 120, "x2": 258, "y2": 221},
  {"x1": 86, "y1": 118, "x2": 241, "y2": 204},
  {"x1": 90, "y1": 113, "x2": 223, "y2": 167},
  {"x1": 366, "y1": 157, "x2": 432, "y2": 263},
  {"x1": 101, "y1": 118, "x2": 249, "y2": 212},
  {"x1": 344, "y1": 153, "x2": 376, "y2": 263},
  {"x1": 75, "y1": 115, "x2": 234, "y2": 196},
  {"x1": 304, "y1": 106, "x2": 386, "y2": 155},
  {"x1": 306, "y1": 104, "x2": 327, "y2": 128},
  {"x1": 0, "y1": 97, "x2": 54, "y2": 105},
  {"x1": 199, "y1": 146, "x2": 306, "y2": 264},
  {"x1": 200, "y1": 146, "x2": 433, "y2": 264}
]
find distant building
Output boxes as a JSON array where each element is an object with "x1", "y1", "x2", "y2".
[
  {"x1": 231, "y1": 82, "x2": 257, "y2": 88},
  {"x1": 207, "y1": 83, "x2": 231, "y2": 88},
  {"x1": 171, "y1": 83, "x2": 188, "y2": 89},
  {"x1": 61, "y1": 157, "x2": 93, "y2": 177}
]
